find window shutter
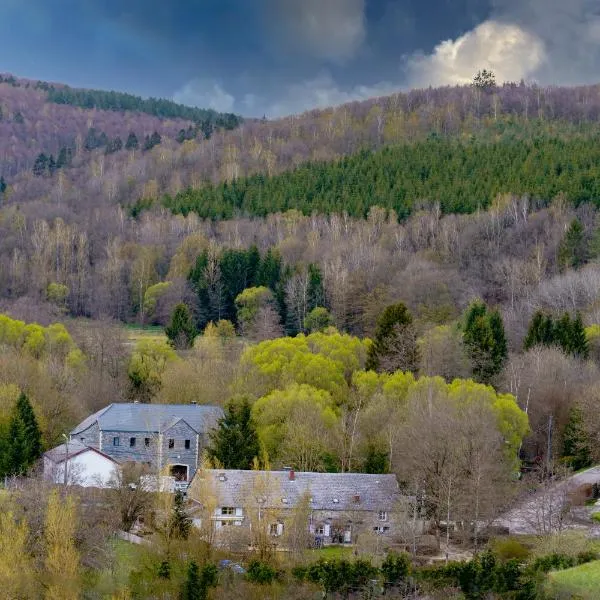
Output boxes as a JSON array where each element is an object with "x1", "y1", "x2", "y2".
[
  {"x1": 235, "y1": 507, "x2": 243, "y2": 517},
  {"x1": 277, "y1": 523, "x2": 284, "y2": 536},
  {"x1": 324, "y1": 524, "x2": 331, "y2": 537}
]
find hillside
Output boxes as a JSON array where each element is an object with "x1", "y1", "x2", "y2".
[{"x1": 0, "y1": 74, "x2": 241, "y2": 179}]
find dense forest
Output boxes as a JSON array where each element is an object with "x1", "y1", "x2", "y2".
[{"x1": 2, "y1": 75, "x2": 600, "y2": 598}]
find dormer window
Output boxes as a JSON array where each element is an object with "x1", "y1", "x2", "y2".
[
  {"x1": 218, "y1": 473, "x2": 227, "y2": 481},
  {"x1": 333, "y1": 498, "x2": 339, "y2": 504},
  {"x1": 281, "y1": 497, "x2": 289, "y2": 504},
  {"x1": 378, "y1": 511, "x2": 388, "y2": 521}
]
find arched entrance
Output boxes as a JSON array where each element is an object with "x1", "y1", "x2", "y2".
[{"x1": 169, "y1": 464, "x2": 189, "y2": 481}]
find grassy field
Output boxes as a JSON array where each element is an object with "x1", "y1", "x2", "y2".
[
  {"x1": 125, "y1": 324, "x2": 167, "y2": 344},
  {"x1": 546, "y1": 560, "x2": 600, "y2": 599}
]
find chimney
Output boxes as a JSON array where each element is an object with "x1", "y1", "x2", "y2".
[{"x1": 289, "y1": 469, "x2": 295, "y2": 481}]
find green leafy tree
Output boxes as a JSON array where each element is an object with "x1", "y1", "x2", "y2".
[
  {"x1": 366, "y1": 303, "x2": 419, "y2": 374},
  {"x1": 246, "y1": 560, "x2": 277, "y2": 585},
  {"x1": 207, "y1": 397, "x2": 260, "y2": 469},
  {"x1": 304, "y1": 307, "x2": 334, "y2": 333},
  {"x1": 165, "y1": 303, "x2": 197, "y2": 349}
]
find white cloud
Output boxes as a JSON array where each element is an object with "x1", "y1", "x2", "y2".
[
  {"x1": 173, "y1": 79, "x2": 235, "y2": 112},
  {"x1": 265, "y1": 0, "x2": 366, "y2": 62},
  {"x1": 405, "y1": 20, "x2": 546, "y2": 87},
  {"x1": 260, "y1": 72, "x2": 398, "y2": 118}
]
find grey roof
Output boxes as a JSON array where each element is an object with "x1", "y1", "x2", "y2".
[
  {"x1": 71, "y1": 403, "x2": 224, "y2": 435},
  {"x1": 44, "y1": 440, "x2": 118, "y2": 464},
  {"x1": 192, "y1": 469, "x2": 400, "y2": 512}
]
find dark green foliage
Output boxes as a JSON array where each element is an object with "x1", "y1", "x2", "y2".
[
  {"x1": 84, "y1": 127, "x2": 108, "y2": 151},
  {"x1": 189, "y1": 246, "x2": 284, "y2": 328},
  {"x1": 13, "y1": 111, "x2": 24, "y2": 124},
  {"x1": 165, "y1": 303, "x2": 197, "y2": 350},
  {"x1": 2, "y1": 393, "x2": 43, "y2": 476},
  {"x1": 303, "y1": 558, "x2": 378, "y2": 597},
  {"x1": 246, "y1": 560, "x2": 277, "y2": 585},
  {"x1": 363, "y1": 443, "x2": 389, "y2": 474},
  {"x1": 105, "y1": 136, "x2": 123, "y2": 154},
  {"x1": 523, "y1": 310, "x2": 589, "y2": 358},
  {"x1": 33, "y1": 153, "x2": 48, "y2": 177},
  {"x1": 562, "y1": 406, "x2": 592, "y2": 470},
  {"x1": 463, "y1": 301, "x2": 507, "y2": 383},
  {"x1": 143, "y1": 131, "x2": 162, "y2": 151},
  {"x1": 0, "y1": 176, "x2": 6, "y2": 194},
  {"x1": 157, "y1": 560, "x2": 171, "y2": 579},
  {"x1": 558, "y1": 219, "x2": 589, "y2": 270},
  {"x1": 181, "y1": 561, "x2": 218, "y2": 600},
  {"x1": 307, "y1": 264, "x2": 325, "y2": 311},
  {"x1": 366, "y1": 303, "x2": 419, "y2": 374},
  {"x1": 168, "y1": 491, "x2": 192, "y2": 540},
  {"x1": 46, "y1": 85, "x2": 242, "y2": 129},
  {"x1": 473, "y1": 69, "x2": 496, "y2": 91},
  {"x1": 144, "y1": 136, "x2": 600, "y2": 220},
  {"x1": 207, "y1": 397, "x2": 260, "y2": 469},
  {"x1": 381, "y1": 551, "x2": 411, "y2": 589},
  {"x1": 56, "y1": 146, "x2": 73, "y2": 168},
  {"x1": 125, "y1": 132, "x2": 139, "y2": 150}
]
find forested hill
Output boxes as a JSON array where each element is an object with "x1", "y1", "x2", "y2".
[
  {"x1": 150, "y1": 133, "x2": 600, "y2": 219},
  {"x1": 0, "y1": 74, "x2": 242, "y2": 178}
]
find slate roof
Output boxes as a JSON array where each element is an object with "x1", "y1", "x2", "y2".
[
  {"x1": 44, "y1": 440, "x2": 118, "y2": 464},
  {"x1": 70, "y1": 403, "x2": 224, "y2": 435},
  {"x1": 192, "y1": 469, "x2": 400, "y2": 512}
]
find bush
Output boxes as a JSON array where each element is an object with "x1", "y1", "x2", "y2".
[
  {"x1": 246, "y1": 560, "x2": 277, "y2": 585},
  {"x1": 592, "y1": 512, "x2": 600, "y2": 523},
  {"x1": 492, "y1": 538, "x2": 531, "y2": 561}
]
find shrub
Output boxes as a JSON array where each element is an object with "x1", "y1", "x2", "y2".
[
  {"x1": 492, "y1": 538, "x2": 531, "y2": 561},
  {"x1": 246, "y1": 560, "x2": 277, "y2": 585}
]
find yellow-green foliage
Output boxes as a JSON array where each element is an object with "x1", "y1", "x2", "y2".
[
  {"x1": 241, "y1": 329, "x2": 370, "y2": 401},
  {"x1": 128, "y1": 339, "x2": 178, "y2": 390},
  {"x1": 0, "y1": 314, "x2": 82, "y2": 365},
  {"x1": 142, "y1": 281, "x2": 172, "y2": 318},
  {"x1": 546, "y1": 560, "x2": 600, "y2": 600}
]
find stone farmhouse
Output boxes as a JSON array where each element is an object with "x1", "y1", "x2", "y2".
[
  {"x1": 68, "y1": 402, "x2": 223, "y2": 486},
  {"x1": 189, "y1": 468, "x2": 421, "y2": 547}
]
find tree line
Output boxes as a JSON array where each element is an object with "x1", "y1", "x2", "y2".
[
  {"x1": 46, "y1": 85, "x2": 242, "y2": 129},
  {"x1": 142, "y1": 134, "x2": 600, "y2": 220}
]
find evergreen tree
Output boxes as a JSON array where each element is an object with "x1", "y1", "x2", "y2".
[
  {"x1": 125, "y1": 132, "x2": 139, "y2": 150},
  {"x1": 181, "y1": 561, "x2": 201, "y2": 600},
  {"x1": 0, "y1": 176, "x2": 6, "y2": 194},
  {"x1": 56, "y1": 146, "x2": 72, "y2": 169},
  {"x1": 168, "y1": 491, "x2": 192, "y2": 540},
  {"x1": 562, "y1": 406, "x2": 592, "y2": 471},
  {"x1": 4, "y1": 393, "x2": 42, "y2": 476},
  {"x1": 165, "y1": 303, "x2": 197, "y2": 350},
  {"x1": 366, "y1": 303, "x2": 419, "y2": 374},
  {"x1": 524, "y1": 310, "x2": 545, "y2": 350},
  {"x1": 33, "y1": 153, "x2": 48, "y2": 177},
  {"x1": 558, "y1": 219, "x2": 588, "y2": 270},
  {"x1": 463, "y1": 301, "x2": 507, "y2": 383},
  {"x1": 207, "y1": 397, "x2": 260, "y2": 469},
  {"x1": 307, "y1": 264, "x2": 326, "y2": 310},
  {"x1": 47, "y1": 154, "x2": 57, "y2": 175},
  {"x1": 570, "y1": 312, "x2": 589, "y2": 359}
]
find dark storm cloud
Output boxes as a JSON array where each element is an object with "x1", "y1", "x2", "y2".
[{"x1": 2, "y1": 1, "x2": 599, "y2": 118}]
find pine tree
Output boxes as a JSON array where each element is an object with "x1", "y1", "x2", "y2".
[
  {"x1": 463, "y1": 301, "x2": 507, "y2": 384},
  {"x1": 168, "y1": 491, "x2": 192, "y2": 540},
  {"x1": 0, "y1": 176, "x2": 6, "y2": 194},
  {"x1": 182, "y1": 561, "x2": 201, "y2": 600},
  {"x1": 366, "y1": 303, "x2": 419, "y2": 374},
  {"x1": 524, "y1": 310, "x2": 545, "y2": 350},
  {"x1": 558, "y1": 219, "x2": 588, "y2": 270},
  {"x1": 4, "y1": 393, "x2": 42, "y2": 476},
  {"x1": 165, "y1": 304, "x2": 197, "y2": 350},
  {"x1": 207, "y1": 397, "x2": 260, "y2": 469},
  {"x1": 125, "y1": 132, "x2": 139, "y2": 150},
  {"x1": 562, "y1": 406, "x2": 592, "y2": 471},
  {"x1": 570, "y1": 312, "x2": 589, "y2": 359},
  {"x1": 307, "y1": 264, "x2": 326, "y2": 310},
  {"x1": 33, "y1": 153, "x2": 48, "y2": 177}
]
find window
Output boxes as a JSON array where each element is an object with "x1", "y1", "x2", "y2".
[
  {"x1": 129, "y1": 437, "x2": 136, "y2": 447},
  {"x1": 184, "y1": 439, "x2": 191, "y2": 449},
  {"x1": 168, "y1": 439, "x2": 174, "y2": 449},
  {"x1": 220, "y1": 521, "x2": 233, "y2": 527},
  {"x1": 80, "y1": 437, "x2": 85, "y2": 442},
  {"x1": 316, "y1": 525, "x2": 325, "y2": 535},
  {"x1": 378, "y1": 511, "x2": 388, "y2": 522},
  {"x1": 113, "y1": 437, "x2": 119, "y2": 446},
  {"x1": 269, "y1": 523, "x2": 283, "y2": 536},
  {"x1": 221, "y1": 507, "x2": 235, "y2": 516},
  {"x1": 373, "y1": 526, "x2": 390, "y2": 534},
  {"x1": 144, "y1": 438, "x2": 150, "y2": 447}
]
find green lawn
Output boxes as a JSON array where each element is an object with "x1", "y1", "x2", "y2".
[
  {"x1": 125, "y1": 324, "x2": 167, "y2": 344},
  {"x1": 546, "y1": 560, "x2": 600, "y2": 599},
  {"x1": 311, "y1": 545, "x2": 355, "y2": 560}
]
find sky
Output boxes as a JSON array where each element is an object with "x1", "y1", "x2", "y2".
[{"x1": 1, "y1": 0, "x2": 600, "y2": 118}]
